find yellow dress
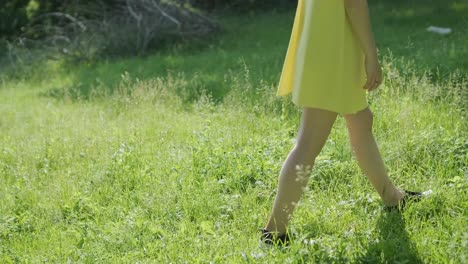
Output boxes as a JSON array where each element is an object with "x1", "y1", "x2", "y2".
[{"x1": 277, "y1": 0, "x2": 368, "y2": 114}]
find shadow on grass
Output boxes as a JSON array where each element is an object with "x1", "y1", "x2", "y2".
[{"x1": 359, "y1": 211, "x2": 422, "y2": 263}]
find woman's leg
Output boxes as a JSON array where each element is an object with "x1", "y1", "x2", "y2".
[
  {"x1": 344, "y1": 107, "x2": 404, "y2": 206},
  {"x1": 265, "y1": 107, "x2": 338, "y2": 235}
]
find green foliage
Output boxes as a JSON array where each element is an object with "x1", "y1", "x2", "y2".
[
  {"x1": 25, "y1": 0, "x2": 40, "y2": 19},
  {"x1": 192, "y1": 0, "x2": 295, "y2": 11},
  {"x1": 0, "y1": 62, "x2": 466, "y2": 262},
  {"x1": 0, "y1": 0, "x2": 30, "y2": 37},
  {"x1": 0, "y1": 0, "x2": 294, "y2": 39},
  {"x1": 0, "y1": 0, "x2": 467, "y2": 262}
]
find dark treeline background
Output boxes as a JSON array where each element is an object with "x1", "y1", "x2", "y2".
[
  {"x1": 2, "y1": 0, "x2": 461, "y2": 76},
  {"x1": 0, "y1": 0, "x2": 295, "y2": 39},
  {"x1": 0, "y1": 0, "x2": 297, "y2": 63}
]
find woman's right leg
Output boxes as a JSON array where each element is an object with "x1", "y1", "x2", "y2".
[{"x1": 264, "y1": 107, "x2": 338, "y2": 235}]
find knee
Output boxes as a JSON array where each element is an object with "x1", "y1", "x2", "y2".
[{"x1": 346, "y1": 108, "x2": 374, "y2": 133}]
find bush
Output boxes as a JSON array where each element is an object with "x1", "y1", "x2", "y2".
[
  {"x1": 1, "y1": 0, "x2": 220, "y2": 67},
  {"x1": 189, "y1": 0, "x2": 295, "y2": 12},
  {"x1": 0, "y1": 0, "x2": 30, "y2": 38}
]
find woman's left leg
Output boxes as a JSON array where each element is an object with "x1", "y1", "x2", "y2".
[{"x1": 344, "y1": 107, "x2": 404, "y2": 206}]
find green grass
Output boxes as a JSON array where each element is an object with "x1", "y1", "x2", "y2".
[{"x1": 1, "y1": 0, "x2": 467, "y2": 262}]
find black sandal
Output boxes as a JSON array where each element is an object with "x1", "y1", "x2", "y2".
[
  {"x1": 259, "y1": 228, "x2": 293, "y2": 247},
  {"x1": 385, "y1": 190, "x2": 427, "y2": 211}
]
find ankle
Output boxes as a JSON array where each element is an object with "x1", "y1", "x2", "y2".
[
  {"x1": 383, "y1": 189, "x2": 404, "y2": 207},
  {"x1": 264, "y1": 229, "x2": 286, "y2": 237},
  {"x1": 264, "y1": 224, "x2": 287, "y2": 236}
]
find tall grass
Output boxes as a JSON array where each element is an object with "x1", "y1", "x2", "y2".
[{"x1": 0, "y1": 1, "x2": 467, "y2": 262}]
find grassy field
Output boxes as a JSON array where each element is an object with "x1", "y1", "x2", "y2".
[{"x1": 1, "y1": 0, "x2": 467, "y2": 263}]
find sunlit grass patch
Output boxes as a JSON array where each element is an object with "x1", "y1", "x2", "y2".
[{"x1": 0, "y1": 0, "x2": 467, "y2": 262}]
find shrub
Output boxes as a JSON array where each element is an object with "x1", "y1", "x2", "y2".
[{"x1": 1, "y1": 0, "x2": 221, "y2": 75}]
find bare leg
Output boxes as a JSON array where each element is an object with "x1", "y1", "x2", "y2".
[
  {"x1": 264, "y1": 107, "x2": 338, "y2": 235},
  {"x1": 344, "y1": 107, "x2": 404, "y2": 206}
]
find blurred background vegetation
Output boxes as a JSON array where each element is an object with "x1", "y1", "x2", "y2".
[
  {"x1": 1, "y1": 0, "x2": 466, "y2": 62},
  {"x1": 0, "y1": 0, "x2": 294, "y2": 56},
  {"x1": 0, "y1": 0, "x2": 466, "y2": 105},
  {"x1": 0, "y1": 0, "x2": 296, "y2": 73},
  {"x1": 0, "y1": 0, "x2": 293, "y2": 36}
]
